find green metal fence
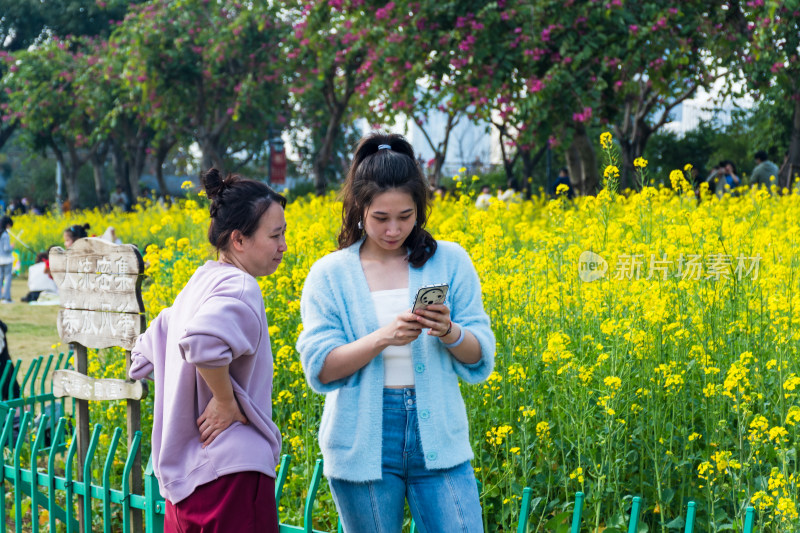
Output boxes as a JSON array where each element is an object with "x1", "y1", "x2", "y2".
[
  {"x1": 1, "y1": 354, "x2": 760, "y2": 532},
  {"x1": 514, "y1": 489, "x2": 757, "y2": 533}
]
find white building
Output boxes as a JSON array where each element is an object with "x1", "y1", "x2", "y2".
[{"x1": 662, "y1": 80, "x2": 753, "y2": 137}]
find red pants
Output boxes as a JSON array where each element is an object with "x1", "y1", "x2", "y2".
[{"x1": 165, "y1": 471, "x2": 278, "y2": 533}]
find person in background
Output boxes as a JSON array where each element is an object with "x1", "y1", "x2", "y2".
[
  {"x1": 0, "y1": 216, "x2": 14, "y2": 303},
  {"x1": 101, "y1": 226, "x2": 123, "y2": 244},
  {"x1": 62, "y1": 223, "x2": 90, "y2": 248},
  {"x1": 0, "y1": 320, "x2": 22, "y2": 399},
  {"x1": 297, "y1": 133, "x2": 494, "y2": 532},
  {"x1": 751, "y1": 150, "x2": 780, "y2": 189},
  {"x1": 110, "y1": 186, "x2": 129, "y2": 211},
  {"x1": 475, "y1": 185, "x2": 493, "y2": 209},
  {"x1": 721, "y1": 161, "x2": 740, "y2": 192},
  {"x1": 129, "y1": 168, "x2": 286, "y2": 532},
  {"x1": 21, "y1": 252, "x2": 59, "y2": 303},
  {"x1": 551, "y1": 167, "x2": 575, "y2": 199}
]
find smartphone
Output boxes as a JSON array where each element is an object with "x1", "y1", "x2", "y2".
[{"x1": 412, "y1": 283, "x2": 449, "y2": 312}]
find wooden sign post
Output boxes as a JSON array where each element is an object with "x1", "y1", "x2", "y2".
[{"x1": 50, "y1": 238, "x2": 146, "y2": 533}]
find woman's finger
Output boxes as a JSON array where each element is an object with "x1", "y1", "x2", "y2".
[{"x1": 202, "y1": 428, "x2": 222, "y2": 448}]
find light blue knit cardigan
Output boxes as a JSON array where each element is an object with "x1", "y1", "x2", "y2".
[{"x1": 296, "y1": 239, "x2": 495, "y2": 482}]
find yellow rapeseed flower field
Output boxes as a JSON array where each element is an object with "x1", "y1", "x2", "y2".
[{"x1": 11, "y1": 165, "x2": 800, "y2": 531}]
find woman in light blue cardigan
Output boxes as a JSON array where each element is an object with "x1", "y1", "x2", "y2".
[{"x1": 297, "y1": 133, "x2": 495, "y2": 532}]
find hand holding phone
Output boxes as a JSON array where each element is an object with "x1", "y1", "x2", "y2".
[{"x1": 412, "y1": 283, "x2": 449, "y2": 312}]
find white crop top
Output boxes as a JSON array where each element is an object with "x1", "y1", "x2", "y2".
[{"x1": 370, "y1": 288, "x2": 415, "y2": 387}]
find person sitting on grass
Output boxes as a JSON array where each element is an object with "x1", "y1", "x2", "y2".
[{"x1": 22, "y1": 252, "x2": 59, "y2": 303}]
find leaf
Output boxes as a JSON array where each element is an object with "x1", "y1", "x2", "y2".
[
  {"x1": 664, "y1": 516, "x2": 685, "y2": 529},
  {"x1": 543, "y1": 511, "x2": 572, "y2": 531}
]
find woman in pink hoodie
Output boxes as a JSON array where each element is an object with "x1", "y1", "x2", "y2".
[{"x1": 130, "y1": 169, "x2": 287, "y2": 533}]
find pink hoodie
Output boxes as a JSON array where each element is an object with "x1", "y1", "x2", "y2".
[{"x1": 130, "y1": 261, "x2": 281, "y2": 503}]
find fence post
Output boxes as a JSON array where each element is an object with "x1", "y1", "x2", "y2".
[
  {"x1": 64, "y1": 433, "x2": 78, "y2": 533},
  {"x1": 122, "y1": 431, "x2": 142, "y2": 533},
  {"x1": 102, "y1": 427, "x2": 122, "y2": 533},
  {"x1": 126, "y1": 349, "x2": 144, "y2": 533},
  {"x1": 0, "y1": 408, "x2": 15, "y2": 528},
  {"x1": 571, "y1": 492, "x2": 585, "y2": 533},
  {"x1": 275, "y1": 453, "x2": 292, "y2": 520},
  {"x1": 627, "y1": 496, "x2": 642, "y2": 533},
  {"x1": 145, "y1": 455, "x2": 165, "y2": 533},
  {"x1": 82, "y1": 424, "x2": 103, "y2": 533},
  {"x1": 74, "y1": 344, "x2": 91, "y2": 532},
  {"x1": 743, "y1": 506, "x2": 755, "y2": 533},
  {"x1": 13, "y1": 411, "x2": 32, "y2": 533},
  {"x1": 516, "y1": 487, "x2": 533, "y2": 533},
  {"x1": 47, "y1": 418, "x2": 68, "y2": 531},
  {"x1": 304, "y1": 459, "x2": 324, "y2": 533},
  {"x1": 683, "y1": 501, "x2": 696, "y2": 533},
  {"x1": 28, "y1": 356, "x2": 43, "y2": 397},
  {"x1": 30, "y1": 414, "x2": 49, "y2": 533}
]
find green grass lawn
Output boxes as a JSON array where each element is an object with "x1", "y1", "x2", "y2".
[{"x1": 0, "y1": 277, "x2": 63, "y2": 376}]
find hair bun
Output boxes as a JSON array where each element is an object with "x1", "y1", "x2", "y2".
[{"x1": 203, "y1": 168, "x2": 225, "y2": 200}]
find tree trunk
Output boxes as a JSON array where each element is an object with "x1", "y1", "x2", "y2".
[
  {"x1": 0, "y1": 119, "x2": 18, "y2": 152},
  {"x1": 111, "y1": 141, "x2": 130, "y2": 194},
  {"x1": 90, "y1": 143, "x2": 109, "y2": 206},
  {"x1": 573, "y1": 131, "x2": 600, "y2": 195},
  {"x1": 492, "y1": 123, "x2": 516, "y2": 184},
  {"x1": 565, "y1": 140, "x2": 582, "y2": 194},
  {"x1": 780, "y1": 95, "x2": 800, "y2": 190},
  {"x1": 200, "y1": 136, "x2": 225, "y2": 176},
  {"x1": 154, "y1": 137, "x2": 176, "y2": 196},
  {"x1": 128, "y1": 135, "x2": 149, "y2": 201},
  {"x1": 314, "y1": 104, "x2": 346, "y2": 196},
  {"x1": 519, "y1": 145, "x2": 547, "y2": 197},
  {"x1": 618, "y1": 138, "x2": 635, "y2": 191},
  {"x1": 431, "y1": 152, "x2": 445, "y2": 186},
  {"x1": 50, "y1": 141, "x2": 84, "y2": 209}
]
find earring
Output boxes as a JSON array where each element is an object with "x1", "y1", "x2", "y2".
[{"x1": 357, "y1": 220, "x2": 363, "y2": 230}]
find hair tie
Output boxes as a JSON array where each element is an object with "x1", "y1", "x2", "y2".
[{"x1": 378, "y1": 144, "x2": 391, "y2": 151}]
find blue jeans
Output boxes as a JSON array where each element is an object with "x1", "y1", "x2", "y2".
[
  {"x1": 329, "y1": 388, "x2": 483, "y2": 533},
  {"x1": 0, "y1": 263, "x2": 12, "y2": 301}
]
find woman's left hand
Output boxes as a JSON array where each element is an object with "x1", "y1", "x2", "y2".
[
  {"x1": 197, "y1": 396, "x2": 248, "y2": 448},
  {"x1": 414, "y1": 304, "x2": 452, "y2": 337}
]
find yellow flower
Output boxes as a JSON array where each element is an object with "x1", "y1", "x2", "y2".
[
  {"x1": 600, "y1": 132, "x2": 613, "y2": 149},
  {"x1": 569, "y1": 467, "x2": 584, "y2": 483},
  {"x1": 181, "y1": 180, "x2": 194, "y2": 190},
  {"x1": 536, "y1": 421, "x2": 551, "y2": 441},
  {"x1": 603, "y1": 376, "x2": 622, "y2": 391},
  {"x1": 786, "y1": 406, "x2": 800, "y2": 426},
  {"x1": 634, "y1": 157, "x2": 648, "y2": 168},
  {"x1": 604, "y1": 165, "x2": 620, "y2": 179},
  {"x1": 684, "y1": 163, "x2": 693, "y2": 172},
  {"x1": 458, "y1": 167, "x2": 466, "y2": 173}
]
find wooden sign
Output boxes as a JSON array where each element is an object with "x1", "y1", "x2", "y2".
[
  {"x1": 50, "y1": 238, "x2": 145, "y2": 350},
  {"x1": 52, "y1": 369, "x2": 145, "y2": 401},
  {"x1": 50, "y1": 237, "x2": 147, "y2": 533}
]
